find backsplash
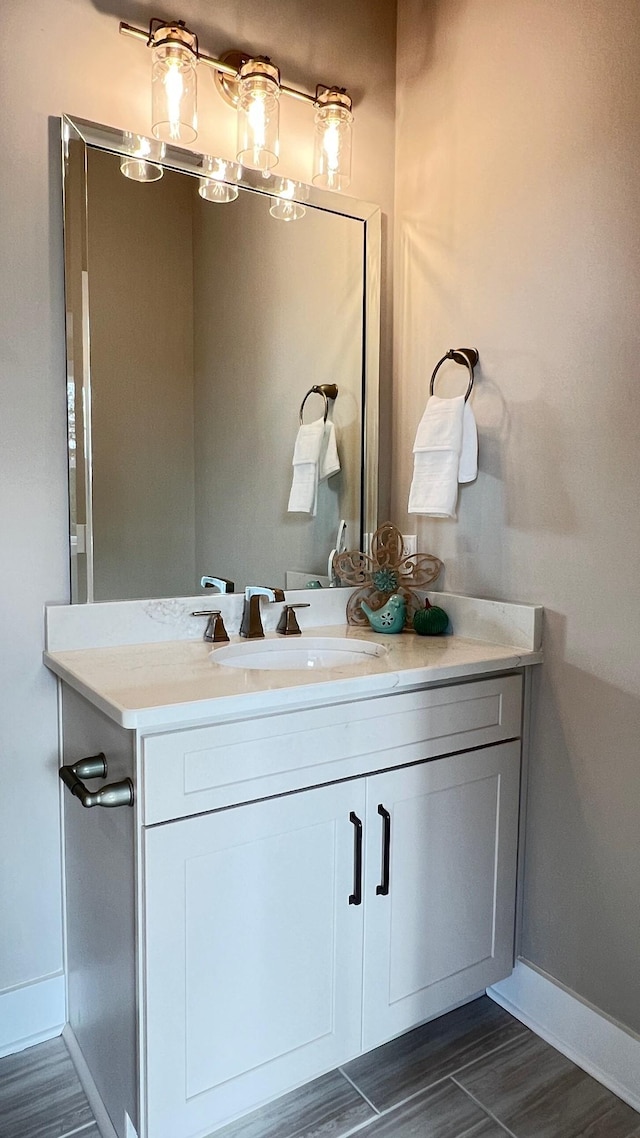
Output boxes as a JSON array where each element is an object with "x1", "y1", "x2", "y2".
[{"x1": 45, "y1": 590, "x2": 542, "y2": 653}]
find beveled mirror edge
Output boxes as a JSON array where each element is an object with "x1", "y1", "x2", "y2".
[
  {"x1": 63, "y1": 116, "x2": 94, "y2": 602},
  {"x1": 63, "y1": 115, "x2": 381, "y2": 223},
  {"x1": 61, "y1": 114, "x2": 381, "y2": 602},
  {"x1": 363, "y1": 207, "x2": 380, "y2": 547}
]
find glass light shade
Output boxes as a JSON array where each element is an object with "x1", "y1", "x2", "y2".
[
  {"x1": 151, "y1": 26, "x2": 198, "y2": 144},
  {"x1": 313, "y1": 89, "x2": 353, "y2": 192},
  {"x1": 120, "y1": 133, "x2": 166, "y2": 182},
  {"x1": 198, "y1": 157, "x2": 240, "y2": 204},
  {"x1": 269, "y1": 178, "x2": 307, "y2": 222},
  {"x1": 236, "y1": 59, "x2": 280, "y2": 172}
]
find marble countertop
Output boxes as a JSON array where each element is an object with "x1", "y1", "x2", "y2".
[{"x1": 44, "y1": 624, "x2": 542, "y2": 730}]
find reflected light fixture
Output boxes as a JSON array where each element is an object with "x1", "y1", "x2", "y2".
[
  {"x1": 198, "y1": 156, "x2": 240, "y2": 203},
  {"x1": 269, "y1": 178, "x2": 307, "y2": 222},
  {"x1": 119, "y1": 19, "x2": 355, "y2": 191},
  {"x1": 120, "y1": 132, "x2": 166, "y2": 181}
]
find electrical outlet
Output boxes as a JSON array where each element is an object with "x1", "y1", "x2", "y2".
[{"x1": 403, "y1": 534, "x2": 417, "y2": 556}]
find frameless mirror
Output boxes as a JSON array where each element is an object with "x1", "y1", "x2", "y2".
[{"x1": 62, "y1": 116, "x2": 379, "y2": 601}]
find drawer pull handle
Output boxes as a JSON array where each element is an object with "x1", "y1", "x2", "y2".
[
  {"x1": 376, "y1": 804, "x2": 391, "y2": 896},
  {"x1": 59, "y1": 753, "x2": 134, "y2": 809},
  {"x1": 349, "y1": 811, "x2": 363, "y2": 906}
]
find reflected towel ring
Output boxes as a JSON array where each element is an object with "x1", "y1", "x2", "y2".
[
  {"x1": 299, "y1": 383, "x2": 339, "y2": 425},
  {"x1": 429, "y1": 348, "x2": 479, "y2": 403}
]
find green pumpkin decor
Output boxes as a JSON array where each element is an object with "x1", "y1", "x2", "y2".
[{"x1": 413, "y1": 598, "x2": 449, "y2": 636}]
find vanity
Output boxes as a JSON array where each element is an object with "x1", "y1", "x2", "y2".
[
  {"x1": 53, "y1": 113, "x2": 543, "y2": 1138},
  {"x1": 45, "y1": 589, "x2": 542, "y2": 1138}
]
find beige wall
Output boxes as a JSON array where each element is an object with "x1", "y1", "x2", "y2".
[
  {"x1": 0, "y1": 0, "x2": 396, "y2": 1046},
  {"x1": 394, "y1": 0, "x2": 640, "y2": 1032}
]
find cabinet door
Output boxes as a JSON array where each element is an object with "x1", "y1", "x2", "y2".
[
  {"x1": 362, "y1": 741, "x2": 520, "y2": 1051},
  {"x1": 144, "y1": 780, "x2": 366, "y2": 1138}
]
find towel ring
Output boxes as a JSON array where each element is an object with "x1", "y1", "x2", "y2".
[
  {"x1": 429, "y1": 348, "x2": 479, "y2": 403},
  {"x1": 299, "y1": 383, "x2": 339, "y2": 425}
]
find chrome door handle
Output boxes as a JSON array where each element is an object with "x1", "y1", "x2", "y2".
[{"x1": 59, "y1": 753, "x2": 134, "y2": 808}]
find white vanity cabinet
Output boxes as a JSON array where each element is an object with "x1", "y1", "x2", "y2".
[
  {"x1": 58, "y1": 667, "x2": 528, "y2": 1138},
  {"x1": 360, "y1": 743, "x2": 520, "y2": 1051},
  {"x1": 142, "y1": 740, "x2": 520, "y2": 1138},
  {"x1": 144, "y1": 780, "x2": 366, "y2": 1138}
]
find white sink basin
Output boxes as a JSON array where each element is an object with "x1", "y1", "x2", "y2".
[{"x1": 211, "y1": 636, "x2": 387, "y2": 671}]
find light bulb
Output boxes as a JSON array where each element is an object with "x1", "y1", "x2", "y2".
[
  {"x1": 247, "y1": 94, "x2": 268, "y2": 152},
  {"x1": 150, "y1": 22, "x2": 198, "y2": 144},
  {"x1": 198, "y1": 157, "x2": 240, "y2": 204},
  {"x1": 313, "y1": 88, "x2": 353, "y2": 192},
  {"x1": 120, "y1": 133, "x2": 166, "y2": 182},
  {"x1": 164, "y1": 62, "x2": 185, "y2": 138},
  {"x1": 323, "y1": 121, "x2": 341, "y2": 174},
  {"x1": 236, "y1": 58, "x2": 280, "y2": 171}
]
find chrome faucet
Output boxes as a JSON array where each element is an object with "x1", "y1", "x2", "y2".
[{"x1": 240, "y1": 586, "x2": 285, "y2": 639}]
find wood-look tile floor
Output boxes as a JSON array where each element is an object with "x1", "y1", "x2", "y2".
[{"x1": 2, "y1": 997, "x2": 638, "y2": 1138}]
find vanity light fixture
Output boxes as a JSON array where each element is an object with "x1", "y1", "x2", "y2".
[
  {"x1": 236, "y1": 58, "x2": 281, "y2": 171},
  {"x1": 198, "y1": 156, "x2": 240, "y2": 203},
  {"x1": 149, "y1": 19, "x2": 198, "y2": 143},
  {"x1": 119, "y1": 19, "x2": 354, "y2": 190},
  {"x1": 313, "y1": 88, "x2": 353, "y2": 191},
  {"x1": 120, "y1": 132, "x2": 166, "y2": 181}
]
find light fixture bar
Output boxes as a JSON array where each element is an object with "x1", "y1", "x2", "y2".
[
  {"x1": 280, "y1": 84, "x2": 316, "y2": 108},
  {"x1": 119, "y1": 21, "x2": 330, "y2": 108}
]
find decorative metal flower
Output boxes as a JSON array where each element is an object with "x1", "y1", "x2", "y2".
[{"x1": 333, "y1": 522, "x2": 443, "y2": 628}]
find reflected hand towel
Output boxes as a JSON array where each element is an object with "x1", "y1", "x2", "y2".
[
  {"x1": 319, "y1": 420, "x2": 340, "y2": 482},
  {"x1": 288, "y1": 418, "x2": 341, "y2": 515}
]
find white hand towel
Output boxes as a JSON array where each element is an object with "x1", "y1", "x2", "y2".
[
  {"x1": 458, "y1": 401, "x2": 478, "y2": 484},
  {"x1": 292, "y1": 418, "x2": 325, "y2": 465},
  {"x1": 408, "y1": 395, "x2": 465, "y2": 518},
  {"x1": 319, "y1": 420, "x2": 340, "y2": 481},
  {"x1": 288, "y1": 418, "x2": 325, "y2": 514}
]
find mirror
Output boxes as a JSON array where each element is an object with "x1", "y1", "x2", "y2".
[{"x1": 62, "y1": 116, "x2": 379, "y2": 602}]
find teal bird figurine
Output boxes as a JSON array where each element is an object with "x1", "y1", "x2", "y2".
[{"x1": 361, "y1": 593, "x2": 406, "y2": 634}]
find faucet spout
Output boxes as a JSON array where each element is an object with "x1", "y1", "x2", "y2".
[
  {"x1": 201, "y1": 575, "x2": 235, "y2": 593},
  {"x1": 246, "y1": 586, "x2": 285, "y2": 603},
  {"x1": 240, "y1": 586, "x2": 285, "y2": 639}
]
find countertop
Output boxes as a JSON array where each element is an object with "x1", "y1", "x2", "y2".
[{"x1": 44, "y1": 624, "x2": 542, "y2": 730}]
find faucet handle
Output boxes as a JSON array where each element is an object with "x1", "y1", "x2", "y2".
[
  {"x1": 191, "y1": 610, "x2": 230, "y2": 643},
  {"x1": 276, "y1": 603, "x2": 310, "y2": 636}
]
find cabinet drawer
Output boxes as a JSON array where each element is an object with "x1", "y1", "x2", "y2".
[{"x1": 142, "y1": 674, "x2": 522, "y2": 823}]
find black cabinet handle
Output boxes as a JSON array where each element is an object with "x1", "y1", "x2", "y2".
[
  {"x1": 349, "y1": 811, "x2": 363, "y2": 905},
  {"x1": 376, "y1": 804, "x2": 391, "y2": 896}
]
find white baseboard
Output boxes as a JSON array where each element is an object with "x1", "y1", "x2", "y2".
[
  {"x1": 63, "y1": 1024, "x2": 119, "y2": 1138},
  {"x1": 0, "y1": 973, "x2": 65, "y2": 1058},
  {"x1": 488, "y1": 960, "x2": 640, "y2": 1113}
]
